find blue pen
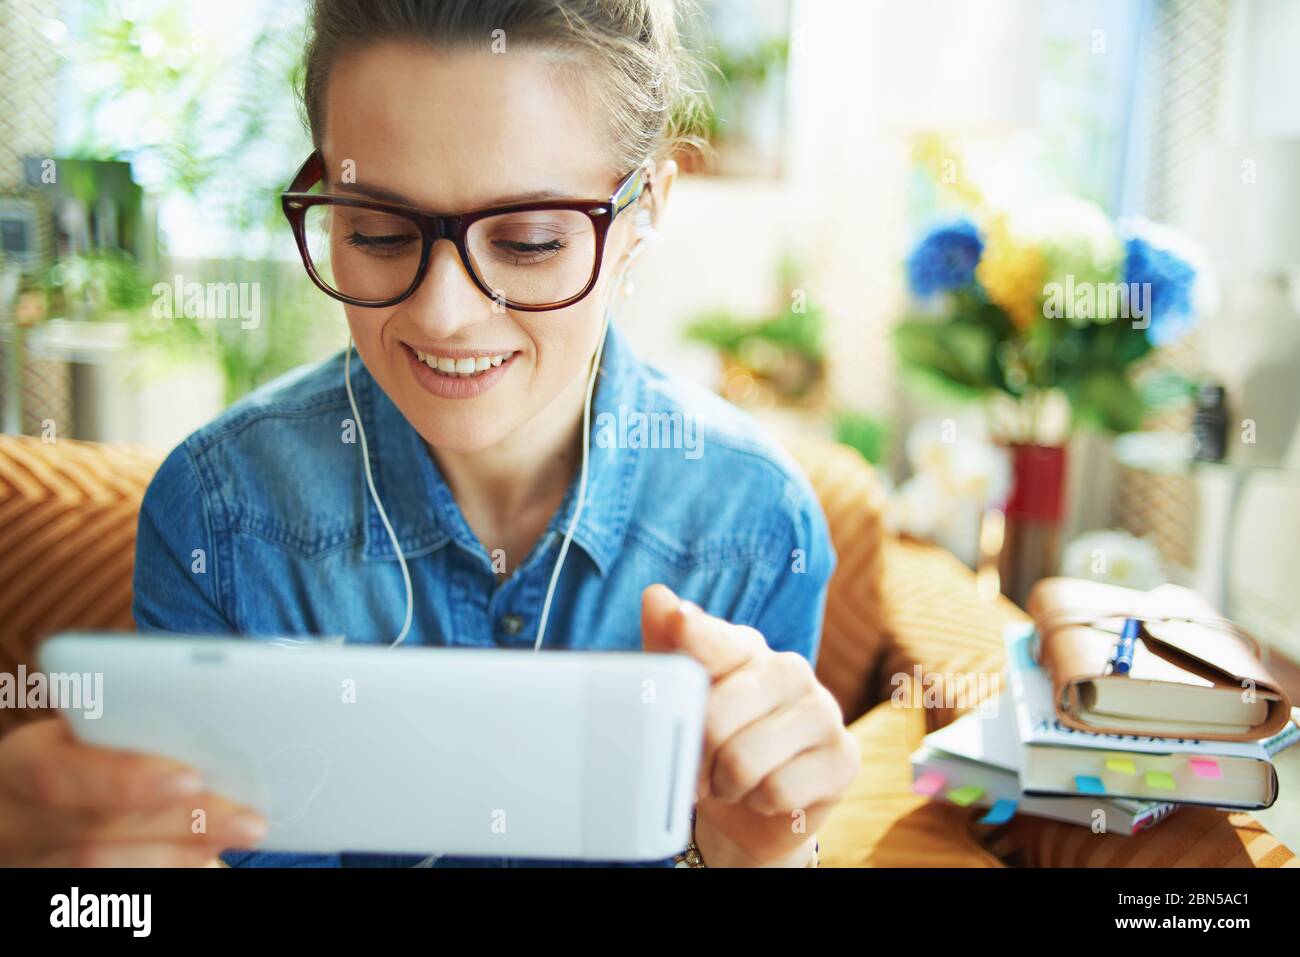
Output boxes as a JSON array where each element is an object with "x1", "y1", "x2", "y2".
[{"x1": 1111, "y1": 617, "x2": 1140, "y2": 675}]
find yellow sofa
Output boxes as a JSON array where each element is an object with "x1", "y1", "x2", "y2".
[{"x1": 0, "y1": 432, "x2": 1292, "y2": 867}]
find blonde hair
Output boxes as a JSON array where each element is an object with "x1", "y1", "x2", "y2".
[{"x1": 301, "y1": 0, "x2": 709, "y2": 173}]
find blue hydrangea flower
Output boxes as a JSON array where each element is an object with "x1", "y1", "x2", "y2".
[
  {"x1": 1122, "y1": 233, "x2": 1197, "y2": 347},
  {"x1": 906, "y1": 218, "x2": 984, "y2": 297}
]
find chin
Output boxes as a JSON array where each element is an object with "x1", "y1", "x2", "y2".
[{"x1": 404, "y1": 404, "x2": 518, "y2": 453}]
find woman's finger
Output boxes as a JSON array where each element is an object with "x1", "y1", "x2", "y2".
[
  {"x1": 742, "y1": 733, "x2": 862, "y2": 818},
  {"x1": 82, "y1": 792, "x2": 269, "y2": 850},
  {"x1": 32, "y1": 841, "x2": 223, "y2": 869},
  {"x1": 708, "y1": 694, "x2": 838, "y2": 803},
  {"x1": 18, "y1": 790, "x2": 266, "y2": 861},
  {"x1": 697, "y1": 652, "x2": 813, "y2": 798},
  {"x1": 641, "y1": 585, "x2": 764, "y2": 680},
  {"x1": 1, "y1": 719, "x2": 204, "y2": 813}
]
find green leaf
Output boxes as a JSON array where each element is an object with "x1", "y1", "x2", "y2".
[
  {"x1": 832, "y1": 410, "x2": 890, "y2": 465},
  {"x1": 1140, "y1": 369, "x2": 1198, "y2": 411},
  {"x1": 1064, "y1": 367, "x2": 1146, "y2": 433},
  {"x1": 893, "y1": 317, "x2": 998, "y2": 392}
]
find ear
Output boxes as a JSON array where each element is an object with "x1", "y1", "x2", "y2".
[{"x1": 645, "y1": 157, "x2": 678, "y2": 228}]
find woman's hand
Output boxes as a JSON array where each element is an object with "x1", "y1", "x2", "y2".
[
  {"x1": 641, "y1": 584, "x2": 860, "y2": 867},
  {"x1": 0, "y1": 718, "x2": 267, "y2": 867}
]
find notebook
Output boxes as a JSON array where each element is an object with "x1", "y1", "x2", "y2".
[
  {"x1": 1028, "y1": 578, "x2": 1291, "y2": 741},
  {"x1": 911, "y1": 696, "x2": 1179, "y2": 836},
  {"x1": 1006, "y1": 622, "x2": 1298, "y2": 810}
]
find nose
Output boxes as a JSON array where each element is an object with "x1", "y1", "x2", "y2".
[{"x1": 400, "y1": 238, "x2": 494, "y2": 340}]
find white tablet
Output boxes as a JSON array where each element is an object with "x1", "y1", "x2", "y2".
[{"x1": 38, "y1": 633, "x2": 709, "y2": 862}]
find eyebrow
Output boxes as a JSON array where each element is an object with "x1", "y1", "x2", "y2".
[{"x1": 327, "y1": 179, "x2": 578, "y2": 210}]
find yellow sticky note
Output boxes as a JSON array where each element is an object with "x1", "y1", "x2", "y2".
[
  {"x1": 1106, "y1": 757, "x2": 1137, "y2": 775},
  {"x1": 946, "y1": 785, "x2": 984, "y2": 807},
  {"x1": 1145, "y1": 770, "x2": 1176, "y2": 790}
]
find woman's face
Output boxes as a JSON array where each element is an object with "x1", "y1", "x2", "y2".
[{"x1": 320, "y1": 42, "x2": 653, "y2": 452}]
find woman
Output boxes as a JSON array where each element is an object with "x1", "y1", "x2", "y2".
[{"x1": 0, "y1": 0, "x2": 859, "y2": 868}]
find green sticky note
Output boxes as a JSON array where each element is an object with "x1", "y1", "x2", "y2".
[
  {"x1": 1145, "y1": 770, "x2": 1176, "y2": 790},
  {"x1": 1106, "y1": 757, "x2": 1137, "y2": 775},
  {"x1": 946, "y1": 785, "x2": 984, "y2": 807}
]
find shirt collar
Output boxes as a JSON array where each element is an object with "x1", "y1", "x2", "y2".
[{"x1": 356, "y1": 323, "x2": 643, "y2": 575}]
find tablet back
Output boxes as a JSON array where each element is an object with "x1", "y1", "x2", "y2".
[{"x1": 39, "y1": 634, "x2": 708, "y2": 861}]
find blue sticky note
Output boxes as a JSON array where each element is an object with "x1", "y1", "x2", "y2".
[
  {"x1": 1075, "y1": 775, "x2": 1106, "y2": 795},
  {"x1": 978, "y1": 798, "x2": 1018, "y2": 825}
]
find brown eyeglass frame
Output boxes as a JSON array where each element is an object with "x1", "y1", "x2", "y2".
[{"x1": 280, "y1": 152, "x2": 650, "y2": 311}]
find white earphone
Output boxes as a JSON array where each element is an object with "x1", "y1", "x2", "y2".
[{"x1": 342, "y1": 192, "x2": 656, "y2": 652}]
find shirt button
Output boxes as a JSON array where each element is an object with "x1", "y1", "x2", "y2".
[{"x1": 500, "y1": 614, "x2": 525, "y2": 637}]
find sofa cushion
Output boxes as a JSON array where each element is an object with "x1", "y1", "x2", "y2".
[
  {"x1": 782, "y1": 436, "x2": 891, "y2": 724},
  {"x1": 0, "y1": 435, "x2": 161, "y2": 736}
]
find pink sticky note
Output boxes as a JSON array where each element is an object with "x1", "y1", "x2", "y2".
[
  {"x1": 1190, "y1": 758, "x2": 1222, "y2": 779},
  {"x1": 913, "y1": 771, "x2": 946, "y2": 796}
]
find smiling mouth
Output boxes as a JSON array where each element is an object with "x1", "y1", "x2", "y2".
[{"x1": 409, "y1": 347, "x2": 519, "y2": 378}]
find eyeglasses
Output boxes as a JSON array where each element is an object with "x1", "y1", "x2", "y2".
[{"x1": 280, "y1": 152, "x2": 650, "y2": 311}]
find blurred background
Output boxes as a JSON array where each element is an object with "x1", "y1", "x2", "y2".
[{"x1": 2, "y1": 0, "x2": 1299, "y2": 667}]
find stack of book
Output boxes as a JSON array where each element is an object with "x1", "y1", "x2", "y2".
[{"x1": 909, "y1": 579, "x2": 1300, "y2": 836}]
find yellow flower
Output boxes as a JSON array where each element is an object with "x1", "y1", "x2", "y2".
[{"x1": 976, "y1": 216, "x2": 1046, "y2": 330}]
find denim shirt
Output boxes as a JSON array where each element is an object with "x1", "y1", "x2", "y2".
[{"x1": 132, "y1": 323, "x2": 835, "y2": 867}]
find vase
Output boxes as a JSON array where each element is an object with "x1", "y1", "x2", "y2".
[{"x1": 997, "y1": 443, "x2": 1068, "y2": 607}]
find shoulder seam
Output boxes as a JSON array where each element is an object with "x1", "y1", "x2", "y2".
[{"x1": 187, "y1": 389, "x2": 351, "y2": 457}]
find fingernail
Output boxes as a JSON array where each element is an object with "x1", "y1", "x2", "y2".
[
  {"x1": 230, "y1": 813, "x2": 269, "y2": 846},
  {"x1": 160, "y1": 772, "x2": 204, "y2": 799},
  {"x1": 680, "y1": 600, "x2": 701, "y2": 617}
]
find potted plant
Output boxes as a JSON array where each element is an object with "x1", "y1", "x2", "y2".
[{"x1": 684, "y1": 254, "x2": 828, "y2": 408}]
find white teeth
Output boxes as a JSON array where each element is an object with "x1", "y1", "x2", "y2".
[{"x1": 412, "y1": 347, "x2": 513, "y2": 377}]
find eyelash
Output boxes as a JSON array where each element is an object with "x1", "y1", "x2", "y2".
[
  {"x1": 345, "y1": 232, "x2": 416, "y2": 257},
  {"x1": 494, "y1": 238, "x2": 567, "y2": 261},
  {"x1": 342, "y1": 232, "x2": 569, "y2": 266}
]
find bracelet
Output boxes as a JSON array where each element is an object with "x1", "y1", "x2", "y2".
[
  {"x1": 673, "y1": 809, "x2": 821, "y2": 868},
  {"x1": 673, "y1": 809, "x2": 707, "y2": 868}
]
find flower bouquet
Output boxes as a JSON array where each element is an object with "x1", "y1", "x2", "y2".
[
  {"x1": 895, "y1": 197, "x2": 1210, "y2": 438},
  {"x1": 893, "y1": 197, "x2": 1212, "y2": 602}
]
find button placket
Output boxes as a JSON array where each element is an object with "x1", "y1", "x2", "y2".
[{"x1": 487, "y1": 554, "x2": 550, "y2": 647}]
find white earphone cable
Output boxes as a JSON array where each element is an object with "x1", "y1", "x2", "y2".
[
  {"x1": 345, "y1": 340, "x2": 415, "y2": 647},
  {"x1": 532, "y1": 206, "x2": 653, "y2": 653}
]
